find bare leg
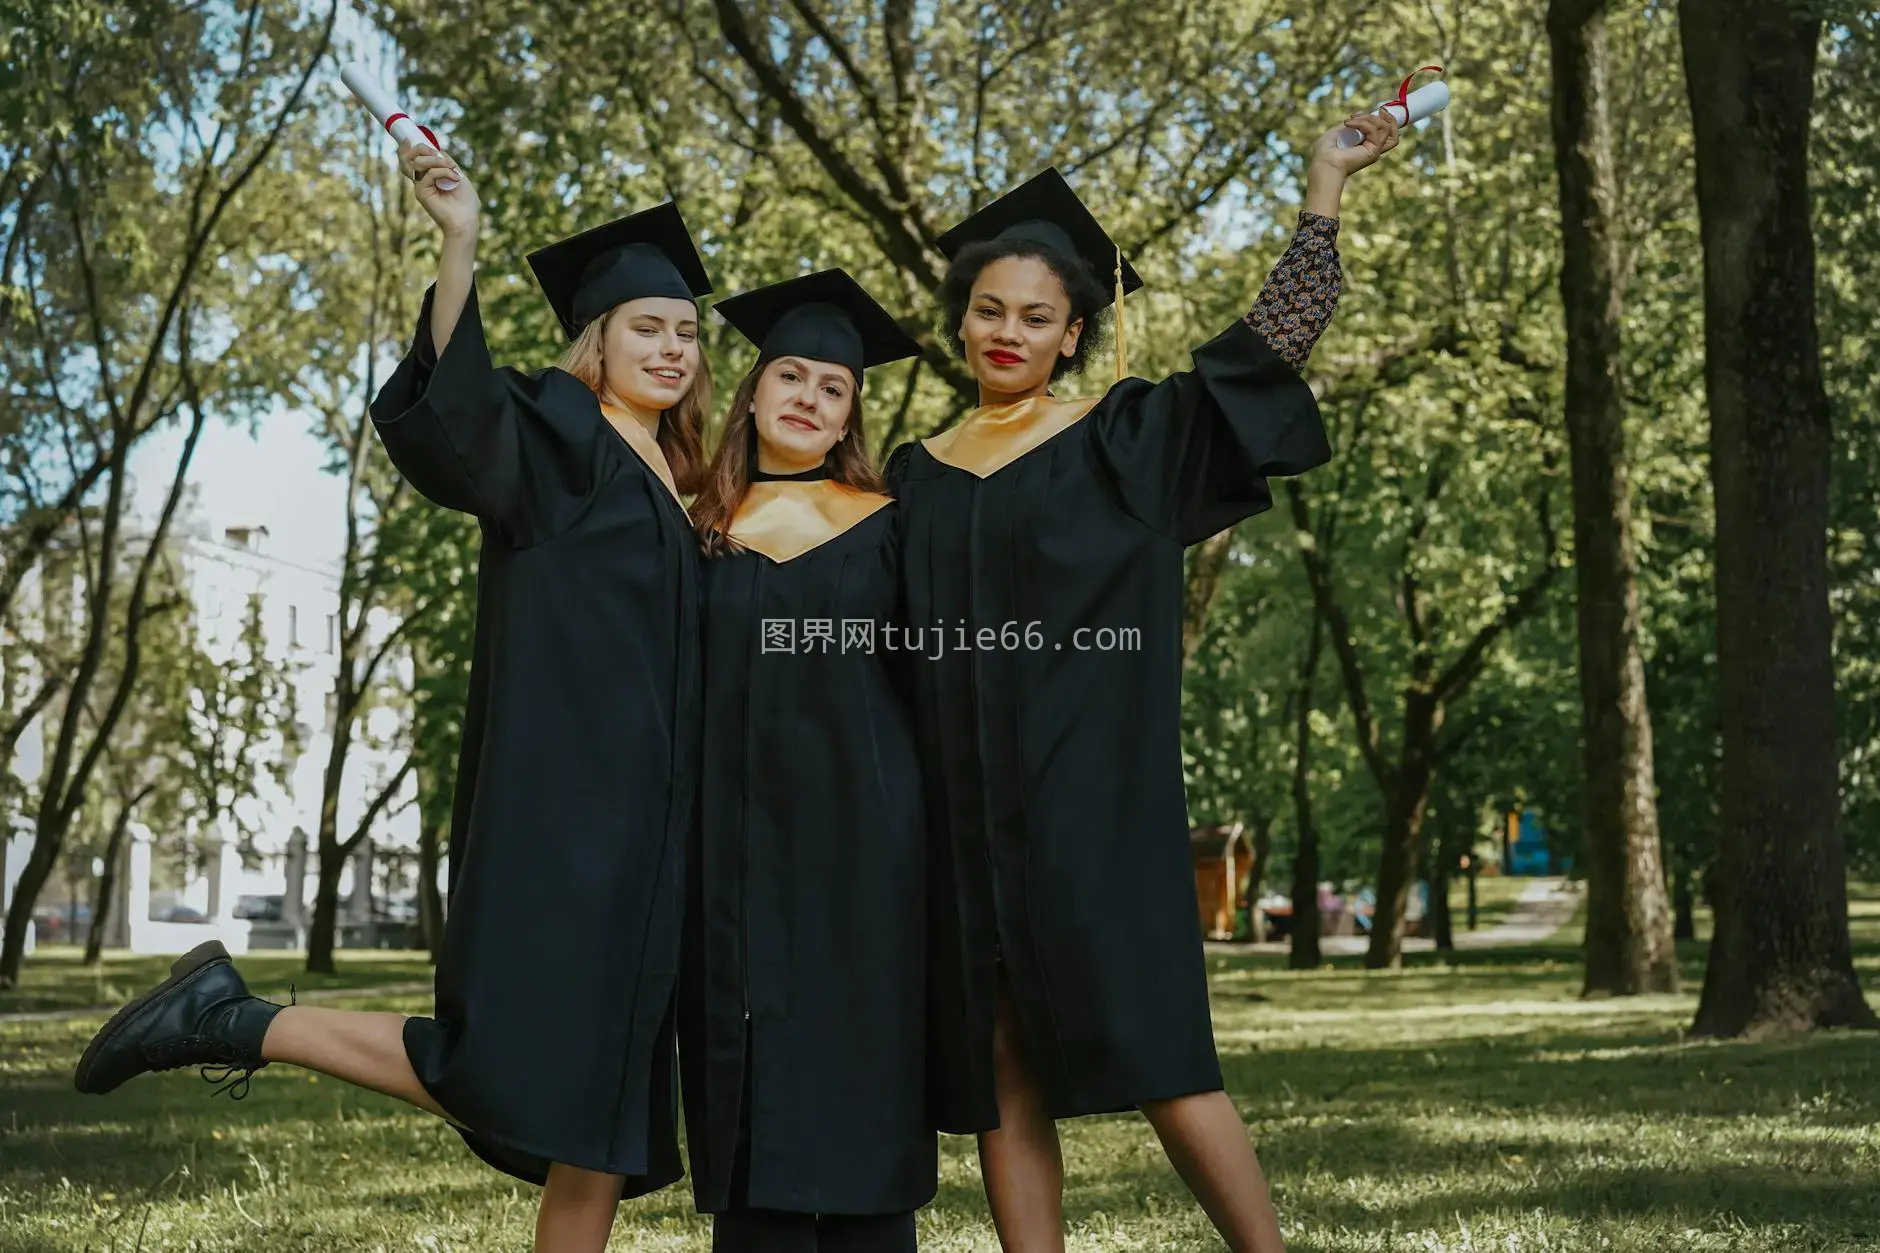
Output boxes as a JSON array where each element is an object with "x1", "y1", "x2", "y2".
[
  {"x1": 976, "y1": 979, "x2": 1065, "y2": 1253},
  {"x1": 534, "y1": 1164, "x2": 625, "y2": 1253},
  {"x1": 1139, "y1": 1091, "x2": 1285, "y2": 1253},
  {"x1": 261, "y1": 1008, "x2": 454, "y2": 1122}
]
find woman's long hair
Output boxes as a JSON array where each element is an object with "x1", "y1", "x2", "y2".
[
  {"x1": 691, "y1": 360, "x2": 883, "y2": 556},
  {"x1": 558, "y1": 307, "x2": 713, "y2": 494}
]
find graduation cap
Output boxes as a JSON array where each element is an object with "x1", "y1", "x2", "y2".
[
  {"x1": 526, "y1": 201, "x2": 713, "y2": 340},
  {"x1": 713, "y1": 268, "x2": 921, "y2": 381},
  {"x1": 935, "y1": 168, "x2": 1140, "y2": 379}
]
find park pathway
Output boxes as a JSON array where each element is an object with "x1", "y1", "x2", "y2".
[{"x1": 1223, "y1": 876, "x2": 1581, "y2": 958}]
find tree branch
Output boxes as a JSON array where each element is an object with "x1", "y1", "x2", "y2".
[
  {"x1": 784, "y1": 0, "x2": 889, "y2": 139},
  {"x1": 880, "y1": 355, "x2": 924, "y2": 452},
  {"x1": 55, "y1": 318, "x2": 211, "y2": 834},
  {"x1": 1286, "y1": 478, "x2": 1392, "y2": 790},
  {"x1": 340, "y1": 757, "x2": 415, "y2": 856},
  {"x1": 1431, "y1": 450, "x2": 1564, "y2": 704},
  {"x1": 710, "y1": 0, "x2": 940, "y2": 282}
]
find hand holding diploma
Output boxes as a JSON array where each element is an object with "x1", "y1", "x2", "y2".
[
  {"x1": 1337, "y1": 67, "x2": 1451, "y2": 149},
  {"x1": 399, "y1": 139, "x2": 479, "y2": 241},
  {"x1": 340, "y1": 64, "x2": 458, "y2": 184},
  {"x1": 1297, "y1": 72, "x2": 1414, "y2": 218},
  {"x1": 339, "y1": 63, "x2": 476, "y2": 240}
]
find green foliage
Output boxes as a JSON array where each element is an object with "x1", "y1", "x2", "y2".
[
  {"x1": 6, "y1": 0, "x2": 1873, "y2": 973},
  {"x1": 376, "y1": 495, "x2": 476, "y2": 856},
  {"x1": 0, "y1": 0, "x2": 338, "y2": 977},
  {"x1": 1816, "y1": 14, "x2": 1880, "y2": 876},
  {"x1": 166, "y1": 593, "x2": 303, "y2": 853}
]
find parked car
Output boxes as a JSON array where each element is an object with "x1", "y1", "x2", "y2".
[
  {"x1": 234, "y1": 894, "x2": 284, "y2": 921},
  {"x1": 158, "y1": 904, "x2": 207, "y2": 923},
  {"x1": 32, "y1": 903, "x2": 92, "y2": 943}
]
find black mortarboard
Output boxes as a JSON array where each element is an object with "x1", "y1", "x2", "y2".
[
  {"x1": 935, "y1": 167, "x2": 1143, "y2": 309},
  {"x1": 713, "y1": 269, "x2": 921, "y2": 381},
  {"x1": 526, "y1": 201, "x2": 713, "y2": 339}
]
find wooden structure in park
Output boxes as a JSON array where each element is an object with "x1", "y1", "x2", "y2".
[{"x1": 1190, "y1": 822, "x2": 1252, "y2": 940}]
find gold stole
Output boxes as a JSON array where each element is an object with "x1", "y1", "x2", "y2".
[
  {"x1": 725, "y1": 480, "x2": 892, "y2": 562},
  {"x1": 920, "y1": 395, "x2": 1102, "y2": 478},
  {"x1": 600, "y1": 403, "x2": 686, "y2": 510}
]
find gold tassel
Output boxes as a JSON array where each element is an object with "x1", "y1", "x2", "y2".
[{"x1": 1113, "y1": 244, "x2": 1128, "y2": 382}]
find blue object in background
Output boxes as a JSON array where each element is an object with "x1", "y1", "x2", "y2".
[{"x1": 1507, "y1": 810, "x2": 1571, "y2": 875}]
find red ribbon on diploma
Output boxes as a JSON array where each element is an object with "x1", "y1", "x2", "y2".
[
  {"x1": 1384, "y1": 65, "x2": 1445, "y2": 117},
  {"x1": 384, "y1": 112, "x2": 440, "y2": 149}
]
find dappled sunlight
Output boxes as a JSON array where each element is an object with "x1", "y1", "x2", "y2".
[{"x1": 4, "y1": 947, "x2": 1875, "y2": 1249}]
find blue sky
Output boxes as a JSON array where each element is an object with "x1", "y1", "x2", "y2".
[{"x1": 129, "y1": 409, "x2": 350, "y2": 571}]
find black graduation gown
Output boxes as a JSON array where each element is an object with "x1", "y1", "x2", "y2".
[
  {"x1": 679, "y1": 482, "x2": 935, "y2": 1216},
  {"x1": 370, "y1": 284, "x2": 700, "y2": 1192},
  {"x1": 887, "y1": 320, "x2": 1329, "y2": 1131}
]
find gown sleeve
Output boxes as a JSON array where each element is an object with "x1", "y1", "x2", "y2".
[
  {"x1": 1088, "y1": 216, "x2": 1339, "y2": 545},
  {"x1": 1244, "y1": 211, "x2": 1343, "y2": 370},
  {"x1": 370, "y1": 283, "x2": 604, "y2": 547},
  {"x1": 882, "y1": 441, "x2": 915, "y2": 497}
]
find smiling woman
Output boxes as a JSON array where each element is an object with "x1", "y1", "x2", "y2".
[
  {"x1": 556, "y1": 298, "x2": 712, "y2": 503},
  {"x1": 890, "y1": 112, "x2": 1401, "y2": 1253},
  {"x1": 939, "y1": 234, "x2": 1113, "y2": 389},
  {"x1": 72, "y1": 141, "x2": 720, "y2": 1253},
  {"x1": 681, "y1": 269, "x2": 933, "y2": 1253}
]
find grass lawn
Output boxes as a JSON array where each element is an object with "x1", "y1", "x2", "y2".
[
  {"x1": 1439, "y1": 871, "x2": 1537, "y2": 933},
  {"x1": 1, "y1": 893, "x2": 1875, "y2": 1252},
  {"x1": 0, "y1": 948, "x2": 436, "y2": 1016}
]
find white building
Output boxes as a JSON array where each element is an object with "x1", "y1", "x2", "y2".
[
  {"x1": 5, "y1": 508, "x2": 428, "y2": 954},
  {"x1": 174, "y1": 518, "x2": 423, "y2": 931}
]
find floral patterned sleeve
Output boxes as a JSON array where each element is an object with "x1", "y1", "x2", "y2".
[{"x1": 1244, "y1": 211, "x2": 1342, "y2": 370}]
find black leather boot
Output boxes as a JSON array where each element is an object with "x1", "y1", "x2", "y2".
[{"x1": 73, "y1": 941, "x2": 287, "y2": 1099}]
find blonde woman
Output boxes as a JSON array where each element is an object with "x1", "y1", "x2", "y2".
[{"x1": 75, "y1": 142, "x2": 713, "y2": 1253}]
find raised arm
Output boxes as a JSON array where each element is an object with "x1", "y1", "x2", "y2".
[
  {"x1": 1243, "y1": 109, "x2": 1400, "y2": 370},
  {"x1": 397, "y1": 138, "x2": 478, "y2": 356},
  {"x1": 1088, "y1": 109, "x2": 1402, "y2": 543},
  {"x1": 368, "y1": 144, "x2": 597, "y2": 545}
]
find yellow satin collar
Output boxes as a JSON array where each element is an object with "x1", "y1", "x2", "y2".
[
  {"x1": 599, "y1": 403, "x2": 686, "y2": 510},
  {"x1": 920, "y1": 395, "x2": 1102, "y2": 478},
  {"x1": 725, "y1": 480, "x2": 891, "y2": 563}
]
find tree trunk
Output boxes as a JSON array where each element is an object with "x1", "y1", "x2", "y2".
[
  {"x1": 1551, "y1": 0, "x2": 1680, "y2": 999},
  {"x1": 1365, "y1": 699, "x2": 1436, "y2": 969},
  {"x1": 306, "y1": 709, "x2": 352, "y2": 974},
  {"x1": 1430, "y1": 857, "x2": 1455, "y2": 952},
  {"x1": 417, "y1": 812, "x2": 445, "y2": 960},
  {"x1": 1287, "y1": 610, "x2": 1326, "y2": 969},
  {"x1": 1244, "y1": 814, "x2": 1274, "y2": 943},
  {"x1": 84, "y1": 807, "x2": 135, "y2": 966},
  {"x1": 1369, "y1": 811, "x2": 1421, "y2": 968},
  {"x1": 1682, "y1": 0, "x2": 1877, "y2": 1036},
  {"x1": 307, "y1": 848, "x2": 344, "y2": 975},
  {"x1": 1, "y1": 840, "x2": 59, "y2": 985},
  {"x1": 1181, "y1": 528, "x2": 1238, "y2": 666},
  {"x1": 1674, "y1": 865, "x2": 1697, "y2": 942}
]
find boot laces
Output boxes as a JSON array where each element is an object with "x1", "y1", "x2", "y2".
[{"x1": 202, "y1": 983, "x2": 296, "y2": 1100}]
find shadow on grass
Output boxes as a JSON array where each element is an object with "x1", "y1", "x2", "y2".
[
  {"x1": 1218, "y1": 1022, "x2": 1880, "y2": 1126},
  {"x1": 1314, "y1": 1163, "x2": 1880, "y2": 1232},
  {"x1": 1050, "y1": 1113, "x2": 1879, "y2": 1240}
]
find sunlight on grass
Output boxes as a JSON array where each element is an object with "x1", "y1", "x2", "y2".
[{"x1": 2, "y1": 922, "x2": 1876, "y2": 1251}]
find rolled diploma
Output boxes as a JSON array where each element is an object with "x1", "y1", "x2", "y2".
[
  {"x1": 1336, "y1": 81, "x2": 1451, "y2": 148},
  {"x1": 339, "y1": 62, "x2": 458, "y2": 190}
]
